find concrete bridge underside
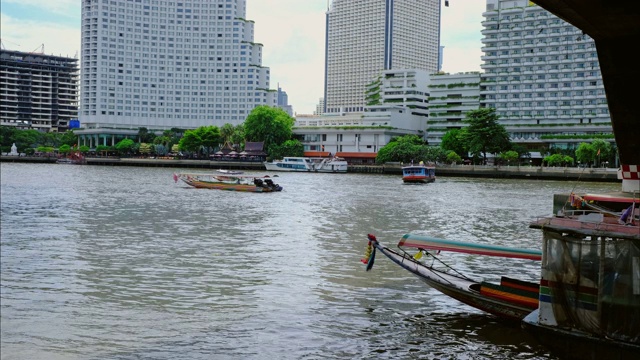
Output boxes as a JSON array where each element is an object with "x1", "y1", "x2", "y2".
[{"x1": 533, "y1": 0, "x2": 640, "y2": 166}]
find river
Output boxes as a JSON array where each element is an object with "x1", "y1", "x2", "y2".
[{"x1": 0, "y1": 163, "x2": 620, "y2": 360}]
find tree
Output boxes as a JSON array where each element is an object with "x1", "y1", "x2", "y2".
[
  {"x1": 58, "y1": 144, "x2": 71, "y2": 154},
  {"x1": 59, "y1": 131, "x2": 77, "y2": 147},
  {"x1": 268, "y1": 139, "x2": 304, "y2": 160},
  {"x1": 460, "y1": 108, "x2": 511, "y2": 164},
  {"x1": 590, "y1": 139, "x2": 612, "y2": 166},
  {"x1": 544, "y1": 153, "x2": 565, "y2": 167},
  {"x1": 139, "y1": 143, "x2": 154, "y2": 156},
  {"x1": 14, "y1": 129, "x2": 42, "y2": 152},
  {"x1": 243, "y1": 106, "x2": 295, "y2": 155},
  {"x1": 446, "y1": 151, "x2": 462, "y2": 164},
  {"x1": 220, "y1": 123, "x2": 235, "y2": 145},
  {"x1": 440, "y1": 129, "x2": 467, "y2": 158},
  {"x1": 499, "y1": 150, "x2": 519, "y2": 165},
  {"x1": 575, "y1": 142, "x2": 595, "y2": 166},
  {"x1": 79, "y1": 145, "x2": 90, "y2": 154},
  {"x1": 137, "y1": 127, "x2": 155, "y2": 143},
  {"x1": 115, "y1": 138, "x2": 135, "y2": 155},
  {"x1": 375, "y1": 135, "x2": 425, "y2": 164},
  {"x1": 178, "y1": 126, "x2": 222, "y2": 157},
  {"x1": 230, "y1": 124, "x2": 245, "y2": 149},
  {"x1": 196, "y1": 126, "x2": 222, "y2": 156},
  {"x1": 178, "y1": 129, "x2": 202, "y2": 154}
]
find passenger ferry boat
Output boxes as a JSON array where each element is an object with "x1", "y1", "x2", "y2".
[
  {"x1": 263, "y1": 156, "x2": 348, "y2": 173},
  {"x1": 402, "y1": 162, "x2": 435, "y2": 183}
]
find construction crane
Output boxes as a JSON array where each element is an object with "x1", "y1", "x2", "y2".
[{"x1": 0, "y1": 38, "x2": 21, "y2": 50}]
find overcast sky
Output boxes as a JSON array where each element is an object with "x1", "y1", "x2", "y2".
[{"x1": 0, "y1": 0, "x2": 485, "y2": 114}]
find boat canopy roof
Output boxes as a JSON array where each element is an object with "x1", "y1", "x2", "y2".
[
  {"x1": 581, "y1": 192, "x2": 640, "y2": 203},
  {"x1": 398, "y1": 234, "x2": 542, "y2": 261}
]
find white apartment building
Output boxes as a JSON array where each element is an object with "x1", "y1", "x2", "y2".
[
  {"x1": 481, "y1": 0, "x2": 612, "y2": 153},
  {"x1": 324, "y1": 0, "x2": 441, "y2": 114},
  {"x1": 79, "y1": 0, "x2": 276, "y2": 135},
  {"x1": 426, "y1": 72, "x2": 481, "y2": 147},
  {"x1": 295, "y1": 69, "x2": 431, "y2": 154}
]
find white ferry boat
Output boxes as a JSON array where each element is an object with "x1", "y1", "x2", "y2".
[{"x1": 264, "y1": 157, "x2": 348, "y2": 173}]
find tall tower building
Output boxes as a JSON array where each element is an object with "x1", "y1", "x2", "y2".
[
  {"x1": 323, "y1": 0, "x2": 441, "y2": 115},
  {"x1": 79, "y1": 0, "x2": 276, "y2": 130}
]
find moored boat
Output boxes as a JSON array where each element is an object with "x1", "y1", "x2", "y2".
[
  {"x1": 56, "y1": 151, "x2": 86, "y2": 165},
  {"x1": 402, "y1": 162, "x2": 435, "y2": 183},
  {"x1": 362, "y1": 234, "x2": 542, "y2": 321},
  {"x1": 362, "y1": 172, "x2": 640, "y2": 358},
  {"x1": 217, "y1": 169, "x2": 243, "y2": 175},
  {"x1": 264, "y1": 156, "x2": 348, "y2": 173},
  {"x1": 173, "y1": 172, "x2": 282, "y2": 192},
  {"x1": 521, "y1": 188, "x2": 639, "y2": 359}
]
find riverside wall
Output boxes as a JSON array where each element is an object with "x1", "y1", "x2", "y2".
[{"x1": 1, "y1": 155, "x2": 620, "y2": 182}]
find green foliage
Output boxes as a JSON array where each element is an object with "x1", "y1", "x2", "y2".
[
  {"x1": 95, "y1": 145, "x2": 111, "y2": 154},
  {"x1": 243, "y1": 106, "x2": 295, "y2": 156},
  {"x1": 15, "y1": 129, "x2": 42, "y2": 151},
  {"x1": 231, "y1": 124, "x2": 245, "y2": 147},
  {"x1": 574, "y1": 140, "x2": 612, "y2": 166},
  {"x1": 375, "y1": 135, "x2": 445, "y2": 164},
  {"x1": 36, "y1": 146, "x2": 55, "y2": 154},
  {"x1": 58, "y1": 144, "x2": 71, "y2": 154},
  {"x1": 220, "y1": 123, "x2": 235, "y2": 145},
  {"x1": 543, "y1": 153, "x2": 573, "y2": 166},
  {"x1": 499, "y1": 150, "x2": 519, "y2": 165},
  {"x1": 590, "y1": 139, "x2": 612, "y2": 161},
  {"x1": 79, "y1": 145, "x2": 90, "y2": 154},
  {"x1": 115, "y1": 138, "x2": 135, "y2": 154},
  {"x1": 139, "y1": 143, "x2": 154, "y2": 155},
  {"x1": 179, "y1": 129, "x2": 202, "y2": 153},
  {"x1": 137, "y1": 127, "x2": 155, "y2": 143},
  {"x1": 563, "y1": 155, "x2": 574, "y2": 165},
  {"x1": 575, "y1": 142, "x2": 595, "y2": 165},
  {"x1": 268, "y1": 139, "x2": 304, "y2": 160},
  {"x1": 58, "y1": 131, "x2": 77, "y2": 147},
  {"x1": 178, "y1": 126, "x2": 221, "y2": 156},
  {"x1": 0, "y1": 126, "x2": 78, "y2": 153},
  {"x1": 440, "y1": 129, "x2": 467, "y2": 157},
  {"x1": 0, "y1": 126, "x2": 18, "y2": 149},
  {"x1": 460, "y1": 108, "x2": 511, "y2": 162},
  {"x1": 446, "y1": 151, "x2": 463, "y2": 164}
]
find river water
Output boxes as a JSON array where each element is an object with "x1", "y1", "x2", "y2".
[{"x1": 0, "y1": 163, "x2": 620, "y2": 360}]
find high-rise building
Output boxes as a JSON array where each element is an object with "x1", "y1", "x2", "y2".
[
  {"x1": 276, "y1": 85, "x2": 293, "y2": 116},
  {"x1": 481, "y1": 0, "x2": 612, "y2": 153},
  {"x1": 79, "y1": 0, "x2": 276, "y2": 131},
  {"x1": 324, "y1": 0, "x2": 441, "y2": 115},
  {"x1": 0, "y1": 49, "x2": 79, "y2": 132}
]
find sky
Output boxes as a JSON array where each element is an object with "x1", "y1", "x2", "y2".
[{"x1": 0, "y1": 0, "x2": 485, "y2": 115}]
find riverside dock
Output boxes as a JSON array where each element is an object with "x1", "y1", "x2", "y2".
[{"x1": 1, "y1": 155, "x2": 620, "y2": 182}]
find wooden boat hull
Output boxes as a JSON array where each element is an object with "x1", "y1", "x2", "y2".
[
  {"x1": 402, "y1": 176, "x2": 435, "y2": 184},
  {"x1": 175, "y1": 173, "x2": 282, "y2": 192},
  {"x1": 522, "y1": 310, "x2": 640, "y2": 360},
  {"x1": 371, "y1": 241, "x2": 538, "y2": 321}
]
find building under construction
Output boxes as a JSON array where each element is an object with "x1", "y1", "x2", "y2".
[{"x1": 0, "y1": 49, "x2": 79, "y2": 132}]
